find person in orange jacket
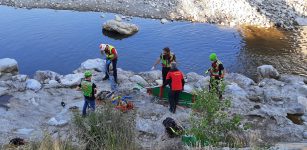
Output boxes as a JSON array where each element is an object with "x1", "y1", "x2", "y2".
[{"x1": 162, "y1": 62, "x2": 185, "y2": 113}]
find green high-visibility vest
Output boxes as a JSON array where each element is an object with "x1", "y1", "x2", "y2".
[
  {"x1": 81, "y1": 80, "x2": 93, "y2": 97},
  {"x1": 106, "y1": 45, "x2": 117, "y2": 60},
  {"x1": 210, "y1": 60, "x2": 224, "y2": 78},
  {"x1": 161, "y1": 53, "x2": 174, "y2": 67}
]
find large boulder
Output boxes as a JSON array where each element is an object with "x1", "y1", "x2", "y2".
[
  {"x1": 225, "y1": 73, "x2": 255, "y2": 88},
  {"x1": 34, "y1": 70, "x2": 62, "y2": 84},
  {"x1": 186, "y1": 72, "x2": 205, "y2": 83},
  {"x1": 77, "y1": 58, "x2": 104, "y2": 72},
  {"x1": 129, "y1": 75, "x2": 148, "y2": 87},
  {"x1": 60, "y1": 73, "x2": 83, "y2": 87},
  {"x1": 139, "y1": 70, "x2": 162, "y2": 83},
  {"x1": 0, "y1": 58, "x2": 18, "y2": 80},
  {"x1": 103, "y1": 20, "x2": 139, "y2": 35},
  {"x1": 257, "y1": 65, "x2": 280, "y2": 80},
  {"x1": 26, "y1": 79, "x2": 42, "y2": 92}
]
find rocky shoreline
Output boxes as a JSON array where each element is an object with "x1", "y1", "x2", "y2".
[
  {"x1": 0, "y1": 0, "x2": 306, "y2": 29},
  {"x1": 0, "y1": 58, "x2": 307, "y2": 149}
]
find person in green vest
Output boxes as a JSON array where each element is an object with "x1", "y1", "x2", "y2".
[
  {"x1": 151, "y1": 47, "x2": 176, "y2": 85},
  {"x1": 78, "y1": 71, "x2": 97, "y2": 116},
  {"x1": 206, "y1": 53, "x2": 225, "y2": 99},
  {"x1": 100, "y1": 44, "x2": 118, "y2": 84}
]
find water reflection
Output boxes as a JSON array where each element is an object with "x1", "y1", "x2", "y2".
[{"x1": 238, "y1": 26, "x2": 307, "y2": 78}]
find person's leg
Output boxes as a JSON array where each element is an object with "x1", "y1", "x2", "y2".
[
  {"x1": 104, "y1": 60, "x2": 110, "y2": 80},
  {"x1": 82, "y1": 99, "x2": 89, "y2": 116},
  {"x1": 89, "y1": 100, "x2": 96, "y2": 112},
  {"x1": 173, "y1": 91, "x2": 180, "y2": 113},
  {"x1": 112, "y1": 59, "x2": 118, "y2": 83},
  {"x1": 169, "y1": 90, "x2": 175, "y2": 113}
]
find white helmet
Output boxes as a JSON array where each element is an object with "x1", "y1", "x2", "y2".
[{"x1": 99, "y1": 44, "x2": 107, "y2": 51}]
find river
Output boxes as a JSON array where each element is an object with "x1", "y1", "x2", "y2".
[{"x1": 0, "y1": 6, "x2": 306, "y2": 79}]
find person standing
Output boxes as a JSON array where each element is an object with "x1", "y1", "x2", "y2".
[
  {"x1": 99, "y1": 44, "x2": 118, "y2": 84},
  {"x1": 79, "y1": 71, "x2": 97, "y2": 116},
  {"x1": 207, "y1": 53, "x2": 225, "y2": 99},
  {"x1": 151, "y1": 47, "x2": 176, "y2": 85},
  {"x1": 162, "y1": 62, "x2": 184, "y2": 113}
]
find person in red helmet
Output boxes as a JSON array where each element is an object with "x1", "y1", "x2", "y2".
[
  {"x1": 162, "y1": 62, "x2": 185, "y2": 113},
  {"x1": 99, "y1": 44, "x2": 118, "y2": 84}
]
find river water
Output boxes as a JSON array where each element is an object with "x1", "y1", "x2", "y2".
[{"x1": 0, "y1": 6, "x2": 306, "y2": 79}]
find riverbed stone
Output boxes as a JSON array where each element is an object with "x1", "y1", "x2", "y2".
[
  {"x1": 26, "y1": 79, "x2": 42, "y2": 92},
  {"x1": 78, "y1": 58, "x2": 104, "y2": 72},
  {"x1": 257, "y1": 65, "x2": 280, "y2": 80},
  {"x1": 103, "y1": 20, "x2": 138, "y2": 35},
  {"x1": 34, "y1": 70, "x2": 62, "y2": 84}
]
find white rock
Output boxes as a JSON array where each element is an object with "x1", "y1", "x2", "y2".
[
  {"x1": 295, "y1": 17, "x2": 307, "y2": 26},
  {"x1": 11, "y1": 75, "x2": 28, "y2": 82},
  {"x1": 34, "y1": 70, "x2": 62, "y2": 84},
  {"x1": 103, "y1": 20, "x2": 139, "y2": 35},
  {"x1": 155, "y1": 79, "x2": 163, "y2": 85},
  {"x1": 60, "y1": 73, "x2": 83, "y2": 88},
  {"x1": 225, "y1": 83, "x2": 248, "y2": 98},
  {"x1": 298, "y1": 96, "x2": 307, "y2": 111},
  {"x1": 26, "y1": 79, "x2": 42, "y2": 91},
  {"x1": 79, "y1": 58, "x2": 104, "y2": 72},
  {"x1": 161, "y1": 18, "x2": 168, "y2": 24},
  {"x1": 139, "y1": 70, "x2": 162, "y2": 82},
  {"x1": 186, "y1": 72, "x2": 205, "y2": 83},
  {"x1": 184, "y1": 84, "x2": 194, "y2": 93},
  {"x1": 115, "y1": 15, "x2": 122, "y2": 22},
  {"x1": 0, "y1": 58, "x2": 18, "y2": 80},
  {"x1": 47, "y1": 117, "x2": 68, "y2": 126},
  {"x1": 129, "y1": 75, "x2": 148, "y2": 87},
  {"x1": 257, "y1": 65, "x2": 280, "y2": 80},
  {"x1": 225, "y1": 73, "x2": 255, "y2": 88}
]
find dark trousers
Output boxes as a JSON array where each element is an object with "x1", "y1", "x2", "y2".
[
  {"x1": 162, "y1": 67, "x2": 170, "y2": 85},
  {"x1": 105, "y1": 59, "x2": 117, "y2": 83},
  {"x1": 82, "y1": 98, "x2": 95, "y2": 116},
  {"x1": 169, "y1": 90, "x2": 181, "y2": 113}
]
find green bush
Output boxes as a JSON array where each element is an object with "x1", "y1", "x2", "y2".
[
  {"x1": 189, "y1": 81, "x2": 243, "y2": 147},
  {"x1": 73, "y1": 104, "x2": 137, "y2": 150}
]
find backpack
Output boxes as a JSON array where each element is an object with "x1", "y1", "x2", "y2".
[{"x1": 162, "y1": 117, "x2": 184, "y2": 138}]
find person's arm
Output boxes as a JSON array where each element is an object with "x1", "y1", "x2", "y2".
[{"x1": 152, "y1": 55, "x2": 161, "y2": 70}]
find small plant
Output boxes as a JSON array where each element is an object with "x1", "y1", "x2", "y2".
[
  {"x1": 73, "y1": 103, "x2": 137, "y2": 150},
  {"x1": 189, "y1": 81, "x2": 244, "y2": 147}
]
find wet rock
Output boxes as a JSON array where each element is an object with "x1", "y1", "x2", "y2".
[
  {"x1": 103, "y1": 20, "x2": 139, "y2": 35},
  {"x1": 77, "y1": 58, "x2": 104, "y2": 72},
  {"x1": 60, "y1": 73, "x2": 83, "y2": 88},
  {"x1": 0, "y1": 58, "x2": 18, "y2": 80},
  {"x1": 225, "y1": 73, "x2": 255, "y2": 88},
  {"x1": 26, "y1": 79, "x2": 42, "y2": 92},
  {"x1": 257, "y1": 65, "x2": 280, "y2": 80},
  {"x1": 129, "y1": 75, "x2": 148, "y2": 87},
  {"x1": 34, "y1": 70, "x2": 62, "y2": 84}
]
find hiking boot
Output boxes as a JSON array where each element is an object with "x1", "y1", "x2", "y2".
[{"x1": 102, "y1": 76, "x2": 109, "y2": 80}]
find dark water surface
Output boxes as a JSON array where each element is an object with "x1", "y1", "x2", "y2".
[{"x1": 0, "y1": 6, "x2": 306, "y2": 78}]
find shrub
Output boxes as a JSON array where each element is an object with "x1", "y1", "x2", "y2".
[
  {"x1": 189, "y1": 81, "x2": 243, "y2": 147},
  {"x1": 73, "y1": 104, "x2": 137, "y2": 150}
]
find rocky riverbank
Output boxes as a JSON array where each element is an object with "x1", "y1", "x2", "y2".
[
  {"x1": 0, "y1": 58, "x2": 307, "y2": 149},
  {"x1": 0, "y1": 0, "x2": 306, "y2": 29}
]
